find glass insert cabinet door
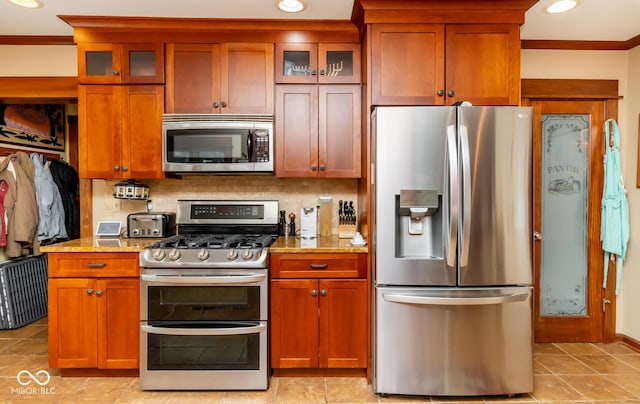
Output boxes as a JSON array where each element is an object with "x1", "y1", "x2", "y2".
[
  {"x1": 540, "y1": 113, "x2": 590, "y2": 316},
  {"x1": 275, "y1": 43, "x2": 360, "y2": 84},
  {"x1": 78, "y1": 43, "x2": 164, "y2": 84}
]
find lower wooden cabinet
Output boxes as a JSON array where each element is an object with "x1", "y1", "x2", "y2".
[
  {"x1": 47, "y1": 253, "x2": 140, "y2": 370},
  {"x1": 270, "y1": 253, "x2": 367, "y2": 369}
]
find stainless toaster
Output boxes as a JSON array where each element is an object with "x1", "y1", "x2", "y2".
[{"x1": 127, "y1": 212, "x2": 176, "y2": 238}]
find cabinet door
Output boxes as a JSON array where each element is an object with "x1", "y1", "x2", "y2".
[
  {"x1": 121, "y1": 85, "x2": 165, "y2": 179},
  {"x1": 275, "y1": 43, "x2": 318, "y2": 84},
  {"x1": 275, "y1": 85, "x2": 319, "y2": 177},
  {"x1": 445, "y1": 24, "x2": 520, "y2": 106},
  {"x1": 166, "y1": 43, "x2": 220, "y2": 113},
  {"x1": 78, "y1": 85, "x2": 123, "y2": 179},
  {"x1": 97, "y1": 278, "x2": 140, "y2": 369},
  {"x1": 48, "y1": 278, "x2": 98, "y2": 368},
  {"x1": 318, "y1": 43, "x2": 361, "y2": 84},
  {"x1": 371, "y1": 24, "x2": 445, "y2": 105},
  {"x1": 319, "y1": 279, "x2": 367, "y2": 368},
  {"x1": 270, "y1": 279, "x2": 319, "y2": 368},
  {"x1": 78, "y1": 43, "x2": 122, "y2": 84},
  {"x1": 221, "y1": 43, "x2": 274, "y2": 114},
  {"x1": 319, "y1": 85, "x2": 361, "y2": 178},
  {"x1": 120, "y1": 43, "x2": 165, "y2": 84}
]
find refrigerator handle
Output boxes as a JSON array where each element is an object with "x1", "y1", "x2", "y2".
[
  {"x1": 459, "y1": 124, "x2": 471, "y2": 267},
  {"x1": 446, "y1": 124, "x2": 458, "y2": 267},
  {"x1": 382, "y1": 292, "x2": 530, "y2": 306}
]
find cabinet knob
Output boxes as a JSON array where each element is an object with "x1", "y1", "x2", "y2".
[
  {"x1": 113, "y1": 165, "x2": 119, "y2": 171},
  {"x1": 122, "y1": 166, "x2": 128, "y2": 172},
  {"x1": 96, "y1": 290, "x2": 103, "y2": 297},
  {"x1": 319, "y1": 69, "x2": 325, "y2": 76},
  {"x1": 319, "y1": 164, "x2": 326, "y2": 171},
  {"x1": 448, "y1": 90, "x2": 455, "y2": 97},
  {"x1": 311, "y1": 289, "x2": 318, "y2": 297},
  {"x1": 311, "y1": 165, "x2": 318, "y2": 171},
  {"x1": 438, "y1": 89, "x2": 445, "y2": 97},
  {"x1": 212, "y1": 101, "x2": 219, "y2": 108},
  {"x1": 87, "y1": 288, "x2": 94, "y2": 295},
  {"x1": 221, "y1": 101, "x2": 227, "y2": 108},
  {"x1": 311, "y1": 69, "x2": 317, "y2": 76},
  {"x1": 112, "y1": 69, "x2": 120, "y2": 76},
  {"x1": 320, "y1": 289, "x2": 327, "y2": 296}
]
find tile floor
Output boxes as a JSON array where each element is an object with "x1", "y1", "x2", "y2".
[{"x1": 1, "y1": 318, "x2": 640, "y2": 403}]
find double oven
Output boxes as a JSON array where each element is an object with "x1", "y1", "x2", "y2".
[{"x1": 139, "y1": 200, "x2": 279, "y2": 390}]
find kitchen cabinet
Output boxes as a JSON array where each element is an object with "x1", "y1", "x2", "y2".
[
  {"x1": 275, "y1": 84, "x2": 361, "y2": 178},
  {"x1": 78, "y1": 43, "x2": 164, "y2": 84},
  {"x1": 165, "y1": 43, "x2": 274, "y2": 114},
  {"x1": 47, "y1": 253, "x2": 140, "y2": 370},
  {"x1": 78, "y1": 85, "x2": 164, "y2": 179},
  {"x1": 275, "y1": 43, "x2": 361, "y2": 84},
  {"x1": 371, "y1": 23, "x2": 520, "y2": 106},
  {"x1": 270, "y1": 253, "x2": 367, "y2": 369}
]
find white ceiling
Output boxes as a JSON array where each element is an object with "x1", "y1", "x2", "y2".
[{"x1": 0, "y1": 0, "x2": 639, "y2": 42}]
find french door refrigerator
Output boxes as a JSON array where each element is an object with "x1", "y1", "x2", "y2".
[{"x1": 371, "y1": 106, "x2": 534, "y2": 397}]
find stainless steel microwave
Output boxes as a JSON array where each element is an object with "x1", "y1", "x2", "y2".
[{"x1": 162, "y1": 114, "x2": 274, "y2": 173}]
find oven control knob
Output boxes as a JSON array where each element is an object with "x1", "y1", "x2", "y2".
[
  {"x1": 168, "y1": 248, "x2": 181, "y2": 261},
  {"x1": 152, "y1": 249, "x2": 166, "y2": 261},
  {"x1": 226, "y1": 249, "x2": 238, "y2": 261},
  {"x1": 242, "y1": 250, "x2": 255, "y2": 260},
  {"x1": 198, "y1": 249, "x2": 210, "y2": 261}
]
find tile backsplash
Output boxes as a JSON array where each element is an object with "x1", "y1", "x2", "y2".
[{"x1": 93, "y1": 176, "x2": 359, "y2": 235}]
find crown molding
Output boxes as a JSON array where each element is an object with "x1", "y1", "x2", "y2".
[{"x1": 522, "y1": 33, "x2": 640, "y2": 51}]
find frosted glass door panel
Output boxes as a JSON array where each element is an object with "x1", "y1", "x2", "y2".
[{"x1": 540, "y1": 114, "x2": 589, "y2": 316}]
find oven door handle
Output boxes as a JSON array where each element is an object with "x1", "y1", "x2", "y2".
[
  {"x1": 141, "y1": 323, "x2": 267, "y2": 336},
  {"x1": 140, "y1": 273, "x2": 267, "y2": 285}
]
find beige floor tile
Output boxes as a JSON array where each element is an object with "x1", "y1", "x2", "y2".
[
  {"x1": 0, "y1": 325, "x2": 46, "y2": 340},
  {"x1": 534, "y1": 359, "x2": 552, "y2": 375},
  {"x1": 534, "y1": 354, "x2": 598, "y2": 375},
  {"x1": 68, "y1": 377, "x2": 136, "y2": 401},
  {"x1": 592, "y1": 342, "x2": 640, "y2": 355},
  {"x1": 560, "y1": 374, "x2": 637, "y2": 400},
  {"x1": 275, "y1": 377, "x2": 326, "y2": 403},
  {"x1": 607, "y1": 374, "x2": 640, "y2": 398},
  {"x1": 553, "y1": 343, "x2": 608, "y2": 355},
  {"x1": 573, "y1": 354, "x2": 640, "y2": 374},
  {"x1": 534, "y1": 343, "x2": 566, "y2": 355},
  {"x1": 613, "y1": 354, "x2": 640, "y2": 371},
  {"x1": 1, "y1": 338, "x2": 48, "y2": 356},
  {"x1": 531, "y1": 374, "x2": 584, "y2": 401},
  {"x1": 325, "y1": 377, "x2": 378, "y2": 403}
]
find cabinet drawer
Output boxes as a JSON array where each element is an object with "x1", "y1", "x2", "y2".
[
  {"x1": 270, "y1": 253, "x2": 366, "y2": 279},
  {"x1": 48, "y1": 252, "x2": 140, "y2": 277}
]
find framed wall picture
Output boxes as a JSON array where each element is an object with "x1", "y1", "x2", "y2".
[{"x1": 0, "y1": 104, "x2": 65, "y2": 152}]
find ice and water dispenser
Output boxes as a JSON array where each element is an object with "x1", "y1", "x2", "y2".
[{"x1": 395, "y1": 189, "x2": 443, "y2": 258}]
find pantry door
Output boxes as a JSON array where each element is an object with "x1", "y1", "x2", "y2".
[{"x1": 522, "y1": 79, "x2": 618, "y2": 343}]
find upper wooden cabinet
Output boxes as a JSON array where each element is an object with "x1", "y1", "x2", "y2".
[
  {"x1": 275, "y1": 84, "x2": 361, "y2": 178},
  {"x1": 275, "y1": 43, "x2": 361, "y2": 84},
  {"x1": 371, "y1": 23, "x2": 520, "y2": 106},
  {"x1": 165, "y1": 43, "x2": 274, "y2": 114},
  {"x1": 78, "y1": 43, "x2": 164, "y2": 84},
  {"x1": 78, "y1": 85, "x2": 164, "y2": 179}
]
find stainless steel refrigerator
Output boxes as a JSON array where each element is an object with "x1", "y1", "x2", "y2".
[{"x1": 371, "y1": 106, "x2": 534, "y2": 397}]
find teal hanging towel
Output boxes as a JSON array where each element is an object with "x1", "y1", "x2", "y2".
[{"x1": 600, "y1": 118, "x2": 629, "y2": 295}]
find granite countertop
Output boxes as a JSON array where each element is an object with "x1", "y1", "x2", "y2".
[
  {"x1": 39, "y1": 237, "x2": 161, "y2": 253},
  {"x1": 269, "y1": 234, "x2": 368, "y2": 253},
  {"x1": 40, "y1": 235, "x2": 368, "y2": 254}
]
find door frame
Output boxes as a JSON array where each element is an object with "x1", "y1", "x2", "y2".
[{"x1": 522, "y1": 79, "x2": 619, "y2": 343}]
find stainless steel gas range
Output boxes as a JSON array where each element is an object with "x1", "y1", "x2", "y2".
[{"x1": 139, "y1": 200, "x2": 279, "y2": 391}]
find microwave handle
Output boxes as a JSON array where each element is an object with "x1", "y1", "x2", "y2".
[{"x1": 247, "y1": 130, "x2": 254, "y2": 162}]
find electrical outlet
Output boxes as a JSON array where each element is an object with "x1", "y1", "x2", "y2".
[{"x1": 112, "y1": 198, "x2": 121, "y2": 212}]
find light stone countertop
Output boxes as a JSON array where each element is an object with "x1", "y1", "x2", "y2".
[{"x1": 40, "y1": 235, "x2": 368, "y2": 254}]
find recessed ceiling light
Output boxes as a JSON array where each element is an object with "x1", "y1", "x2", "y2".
[
  {"x1": 545, "y1": 0, "x2": 577, "y2": 14},
  {"x1": 276, "y1": 0, "x2": 306, "y2": 13},
  {"x1": 7, "y1": 0, "x2": 42, "y2": 8}
]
